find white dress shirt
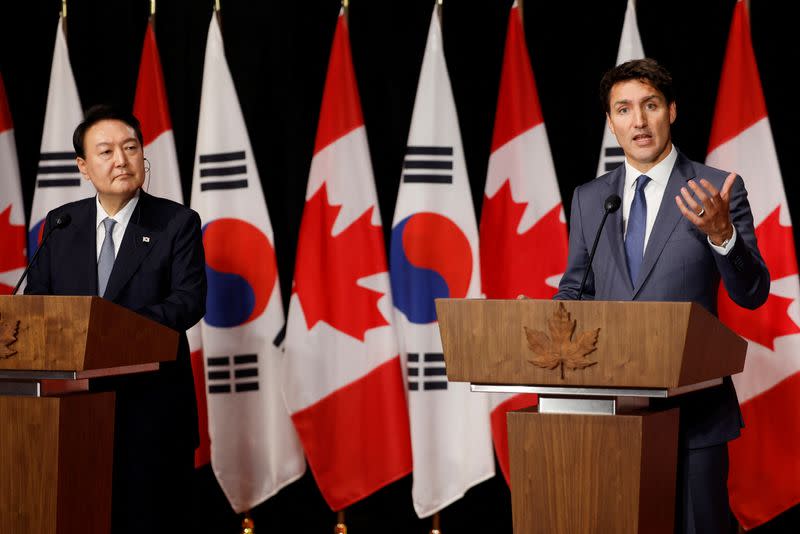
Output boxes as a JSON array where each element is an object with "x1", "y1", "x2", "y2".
[
  {"x1": 95, "y1": 190, "x2": 140, "y2": 261},
  {"x1": 622, "y1": 145, "x2": 735, "y2": 255}
]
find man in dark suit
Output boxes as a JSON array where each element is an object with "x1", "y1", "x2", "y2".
[
  {"x1": 555, "y1": 59, "x2": 770, "y2": 533},
  {"x1": 24, "y1": 105, "x2": 206, "y2": 533}
]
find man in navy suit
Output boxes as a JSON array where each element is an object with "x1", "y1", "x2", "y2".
[
  {"x1": 555, "y1": 59, "x2": 770, "y2": 533},
  {"x1": 25, "y1": 105, "x2": 206, "y2": 534}
]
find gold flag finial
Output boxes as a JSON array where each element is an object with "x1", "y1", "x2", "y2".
[
  {"x1": 150, "y1": 0, "x2": 156, "y2": 16},
  {"x1": 241, "y1": 511, "x2": 254, "y2": 534},
  {"x1": 61, "y1": 0, "x2": 67, "y2": 18},
  {"x1": 333, "y1": 510, "x2": 347, "y2": 533},
  {"x1": 430, "y1": 512, "x2": 442, "y2": 534}
]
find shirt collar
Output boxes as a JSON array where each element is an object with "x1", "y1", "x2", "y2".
[
  {"x1": 624, "y1": 144, "x2": 678, "y2": 190},
  {"x1": 96, "y1": 189, "x2": 140, "y2": 230}
]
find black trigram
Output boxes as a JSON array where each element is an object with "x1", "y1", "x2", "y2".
[
  {"x1": 407, "y1": 352, "x2": 448, "y2": 391},
  {"x1": 601, "y1": 146, "x2": 625, "y2": 173},
  {"x1": 403, "y1": 146, "x2": 453, "y2": 184},
  {"x1": 206, "y1": 353, "x2": 259, "y2": 394},
  {"x1": 199, "y1": 151, "x2": 248, "y2": 191},
  {"x1": 37, "y1": 151, "x2": 80, "y2": 188}
]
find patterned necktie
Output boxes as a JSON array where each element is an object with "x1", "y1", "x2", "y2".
[
  {"x1": 625, "y1": 175, "x2": 651, "y2": 285},
  {"x1": 97, "y1": 217, "x2": 117, "y2": 297}
]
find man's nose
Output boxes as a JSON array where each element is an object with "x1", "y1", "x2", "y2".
[
  {"x1": 633, "y1": 107, "x2": 647, "y2": 128},
  {"x1": 113, "y1": 147, "x2": 127, "y2": 166}
]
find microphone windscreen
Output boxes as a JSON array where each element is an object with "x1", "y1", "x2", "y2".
[{"x1": 604, "y1": 194, "x2": 622, "y2": 213}]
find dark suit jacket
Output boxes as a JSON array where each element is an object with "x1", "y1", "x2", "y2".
[
  {"x1": 555, "y1": 151, "x2": 770, "y2": 449},
  {"x1": 24, "y1": 190, "x2": 206, "y2": 527}
]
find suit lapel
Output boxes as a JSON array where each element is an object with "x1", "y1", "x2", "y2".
[
  {"x1": 103, "y1": 193, "x2": 160, "y2": 301},
  {"x1": 633, "y1": 153, "x2": 694, "y2": 295},
  {"x1": 68, "y1": 199, "x2": 99, "y2": 295},
  {"x1": 602, "y1": 166, "x2": 630, "y2": 292}
]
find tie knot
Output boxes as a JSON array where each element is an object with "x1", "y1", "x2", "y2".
[
  {"x1": 103, "y1": 218, "x2": 117, "y2": 233},
  {"x1": 636, "y1": 175, "x2": 651, "y2": 192}
]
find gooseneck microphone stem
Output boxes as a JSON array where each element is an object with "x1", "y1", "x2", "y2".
[
  {"x1": 578, "y1": 195, "x2": 621, "y2": 300},
  {"x1": 12, "y1": 214, "x2": 71, "y2": 295}
]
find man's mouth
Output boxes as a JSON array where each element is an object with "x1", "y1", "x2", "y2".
[{"x1": 633, "y1": 133, "x2": 652, "y2": 144}]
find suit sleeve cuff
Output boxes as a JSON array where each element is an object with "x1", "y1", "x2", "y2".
[{"x1": 708, "y1": 226, "x2": 737, "y2": 255}]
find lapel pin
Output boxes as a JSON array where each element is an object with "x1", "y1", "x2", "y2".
[{"x1": 142, "y1": 236, "x2": 150, "y2": 243}]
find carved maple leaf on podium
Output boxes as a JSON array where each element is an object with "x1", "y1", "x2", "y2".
[
  {"x1": 524, "y1": 302, "x2": 599, "y2": 379},
  {"x1": 0, "y1": 314, "x2": 20, "y2": 359}
]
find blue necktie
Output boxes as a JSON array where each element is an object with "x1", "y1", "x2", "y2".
[
  {"x1": 98, "y1": 217, "x2": 117, "y2": 297},
  {"x1": 625, "y1": 175, "x2": 650, "y2": 285}
]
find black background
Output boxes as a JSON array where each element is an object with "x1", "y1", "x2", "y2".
[{"x1": 2, "y1": 0, "x2": 799, "y2": 531}]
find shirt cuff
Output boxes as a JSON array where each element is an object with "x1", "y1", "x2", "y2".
[{"x1": 708, "y1": 226, "x2": 737, "y2": 255}]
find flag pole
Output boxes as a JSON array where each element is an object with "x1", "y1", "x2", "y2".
[
  {"x1": 334, "y1": 510, "x2": 347, "y2": 533},
  {"x1": 240, "y1": 511, "x2": 254, "y2": 534},
  {"x1": 436, "y1": 0, "x2": 443, "y2": 23},
  {"x1": 430, "y1": 512, "x2": 441, "y2": 534},
  {"x1": 342, "y1": 0, "x2": 348, "y2": 24},
  {"x1": 214, "y1": 0, "x2": 222, "y2": 30}
]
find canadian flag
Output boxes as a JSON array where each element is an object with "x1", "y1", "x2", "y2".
[
  {"x1": 29, "y1": 16, "x2": 92, "y2": 259},
  {"x1": 282, "y1": 9, "x2": 412, "y2": 511},
  {"x1": 0, "y1": 74, "x2": 26, "y2": 295},
  {"x1": 390, "y1": 5, "x2": 494, "y2": 517},
  {"x1": 133, "y1": 18, "x2": 183, "y2": 204},
  {"x1": 480, "y1": 1, "x2": 568, "y2": 485},
  {"x1": 596, "y1": 0, "x2": 644, "y2": 176},
  {"x1": 190, "y1": 14, "x2": 306, "y2": 512},
  {"x1": 706, "y1": 1, "x2": 800, "y2": 528}
]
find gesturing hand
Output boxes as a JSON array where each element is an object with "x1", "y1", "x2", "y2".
[{"x1": 674, "y1": 172, "x2": 736, "y2": 246}]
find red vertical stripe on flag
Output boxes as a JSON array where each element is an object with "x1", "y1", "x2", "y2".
[
  {"x1": 729, "y1": 373, "x2": 800, "y2": 529},
  {"x1": 490, "y1": 7, "x2": 544, "y2": 152},
  {"x1": 133, "y1": 20, "x2": 173, "y2": 144},
  {"x1": 313, "y1": 16, "x2": 364, "y2": 155},
  {"x1": 0, "y1": 76, "x2": 12, "y2": 132},
  {"x1": 190, "y1": 348, "x2": 211, "y2": 467},
  {"x1": 291, "y1": 358, "x2": 411, "y2": 511},
  {"x1": 706, "y1": 3, "x2": 766, "y2": 155}
]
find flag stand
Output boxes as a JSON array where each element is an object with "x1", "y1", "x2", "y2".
[
  {"x1": 240, "y1": 511, "x2": 254, "y2": 534},
  {"x1": 333, "y1": 510, "x2": 347, "y2": 533},
  {"x1": 429, "y1": 512, "x2": 441, "y2": 534}
]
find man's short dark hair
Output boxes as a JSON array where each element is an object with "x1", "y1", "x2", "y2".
[
  {"x1": 599, "y1": 58, "x2": 675, "y2": 114},
  {"x1": 73, "y1": 104, "x2": 144, "y2": 158}
]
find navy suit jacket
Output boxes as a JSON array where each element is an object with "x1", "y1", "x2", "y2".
[
  {"x1": 25, "y1": 189, "x2": 206, "y2": 457},
  {"x1": 555, "y1": 151, "x2": 770, "y2": 448}
]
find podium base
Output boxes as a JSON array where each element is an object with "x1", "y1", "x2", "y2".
[
  {"x1": 0, "y1": 392, "x2": 115, "y2": 534},
  {"x1": 508, "y1": 407, "x2": 679, "y2": 534}
]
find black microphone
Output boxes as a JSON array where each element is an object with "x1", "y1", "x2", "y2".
[
  {"x1": 12, "y1": 213, "x2": 72, "y2": 295},
  {"x1": 577, "y1": 194, "x2": 621, "y2": 300}
]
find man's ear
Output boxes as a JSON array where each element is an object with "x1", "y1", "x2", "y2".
[
  {"x1": 606, "y1": 113, "x2": 616, "y2": 136},
  {"x1": 76, "y1": 157, "x2": 89, "y2": 179},
  {"x1": 669, "y1": 101, "x2": 677, "y2": 125}
]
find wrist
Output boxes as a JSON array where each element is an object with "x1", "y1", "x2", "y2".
[{"x1": 710, "y1": 224, "x2": 734, "y2": 246}]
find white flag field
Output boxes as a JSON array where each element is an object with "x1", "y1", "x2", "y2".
[
  {"x1": 596, "y1": 0, "x2": 644, "y2": 176},
  {"x1": 390, "y1": 5, "x2": 494, "y2": 518},
  {"x1": 190, "y1": 14, "x2": 305, "y2": 513},
  {"x1": 29, "y1": 16, "x2": 92, "y2": 259}
]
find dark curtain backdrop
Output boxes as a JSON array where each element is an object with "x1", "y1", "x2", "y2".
[{"x1": 2, "y1": 0, "x2": 798, "y2": 531}]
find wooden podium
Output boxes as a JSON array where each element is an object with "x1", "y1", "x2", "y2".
[
  {"x1": 436, "y1": 299, "x2": 747, "y2": 534},
  {"x1": 0, "y1": 296, "x2": 179, "y2": 534}
]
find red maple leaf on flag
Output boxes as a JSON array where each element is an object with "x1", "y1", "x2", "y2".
[
  {"x1": 294, "y1": 183, "x2": 389, "y2": 341},
  {"x1": 480, "y1": 180, "x2": 568, "y2": 299},
  {"x1": 0, "y1": 205, "x2": 26, "y2": 273},
  {"x1": 718, "y1": 206, "x2": 800, "y2": 349}
]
